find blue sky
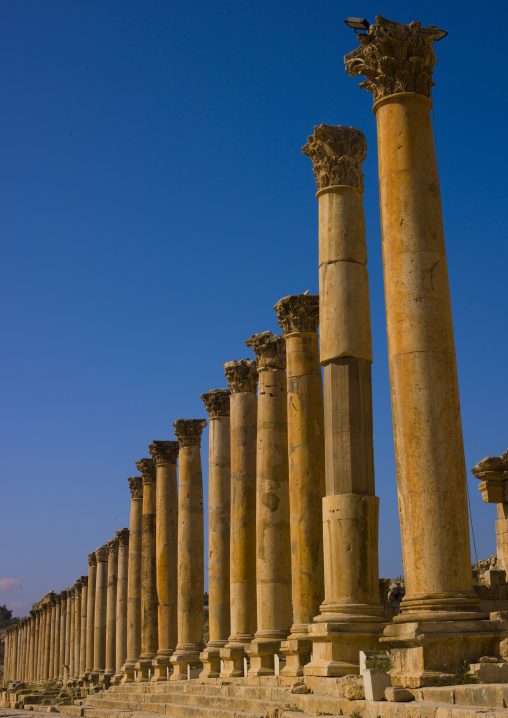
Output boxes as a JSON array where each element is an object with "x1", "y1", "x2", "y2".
[{"x1": 1, "y1": 0, "x2": 506, "y2": 617}]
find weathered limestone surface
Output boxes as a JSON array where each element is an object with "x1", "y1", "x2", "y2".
[
  {"x1": 135, "y1": 458, "x2": 158, "y2": 682},
  {"x1": 221, "y1": 359, "x2": 258, "y2": 678},
  {"x1": 200, "y1": 389, "x2": 231, "y2": 678},
  {"x1": 275, "y1": 293, "x2": 325, "y2": 676},
  {"x1": 245, "y1": 331, "x2": 291, "y2": 676},
  {"x1": 110, "y1": 528, "x2": 129, "y2": 684},
  {"x1": 345, "y1": 14, "x2": 502, "y2": 687},
  {"x1": 149, "y1": 440, "x2": 179, "y2": 681},
  {"x1": 303, "y1": 124, "x2": 384, "y2": 681},
  {"x1": 170, "y1": 418, "x2": 206, "y2": 680},
  {"x1": 121, "y1": 476, "x2": 143, "y2": 684}
]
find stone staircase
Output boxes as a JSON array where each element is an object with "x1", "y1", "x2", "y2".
[{"x1": 55, "y1": 679, "x2": 508, "y2": 718}]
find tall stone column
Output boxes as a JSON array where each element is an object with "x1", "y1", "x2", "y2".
[
  {"x1": 73, "y1": 580, "x2": 82, "y2": 680},
  {"x1": 58, "y1": 591, "x2": 67, "y2": 683},
  {"x1": 79, "y1": 576, "x2": 88, "y2": 679},
  {"x1": 52, "y1": 595, "x2": 61, "y2": 681},
  {"x1": 302, "y1": 124, "x2": 384, "y2": 679},
  {"x1": 170, "y1": 418, "x2": 207, "y2": 680},
  {"x1": 135, "y1": 458, "x2": 158, "y2": 682},
  {"x1": 221, "y1": 359, "x2": 258, "y2": 677},
  {"x1": 44, "y1": 600, "x2": 53, "y2": 680},
  {"x1": 11, "y1": 625, "x2": 18, "y2": 681},
  {"x1": 149, "y1": 441, "x2": 179, "y2": 682},
  {"x1": 103, "y1": 538, "x2": 119, "y2": 683},
  {"x1": 200, "y1": 389, "x2": 231, "y2": 677},
  {"x1": 245, "y1": 331, "x2": 291, "y2": 676},
  {"x1": 345, "y1": 15, "x2": 501, "y2": 687},
  {"x1": 35, "y1": 608, "x2": 42, "y2": 682},
  {"x1": 274, "y1": 294, "x2": 326, "y2": 676},
  {"x1": 93, "y1": 546, "x2": 109, "y2": 679},
  {"x1": 111, "y1": 528, "x2": 129, "y2": 684},
  {"x1": 48, "y1": 602, "x2": 56, "y2": 680},
  {"x1": 29, "y1": 611, "x2": 36, "y2": 682},
  {"x1": 121, "y1": 477, "x2": 143, "y2": 684},
  {"x1": 85, "y1": 554, "x2": 96, "y2": 682},
  {"x1": 4, "y1": 627, "x2": 10, "y2": 682},
  {"x1": 69, "y1": 588, "x2": 76, "y2": 681}
]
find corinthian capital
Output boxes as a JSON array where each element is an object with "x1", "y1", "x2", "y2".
[
  {"x1": 246, "y1": 331, "x2": 286, "y2": 370},
  {"x1": 344, "y1": 15, "x2": 447, "y2": 102},
  {"x1": 274, "y1": 293, "x2": 319, "y2": 336},
  {"x1": 128, "y1": 476, "x2": 143, "y2": 499},
  {"x1": 201, "y1": 388, "x2": 231, "y2": 418},
  {"x1": 107, "y1": 537, "x2": 119, "y2": 556},
  {"x1": 87, "y1": 552, "x2": 97, "y2": 567},
  {"x1": 302, "y1": 124, "x2": 366, "y2": 192},
  {"x1": 116, "y1": 527, "x2": 129, "y2": 546},
  {"x1": 173, "y1": 418, "x2": 207, "y2": 447},
  {"x1": 149, "y1": 440, "x2": 179, "y2": 466},
  {"x1": 135, "y1": 458, "x2": 156, "y2": 483},
  {"x1": 95, "y1": 545, "x2": 108, "y2": 562},
  {"x1": 80, "y1": 576, "x2": 88, "y2": 588},
  {"x1": 224, "y1": 359, "x2": 258, "y2": 394}
]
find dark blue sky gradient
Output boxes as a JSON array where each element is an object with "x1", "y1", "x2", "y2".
[{"x1": 1, "y1": 0, "x2": 506, "y2": 615}]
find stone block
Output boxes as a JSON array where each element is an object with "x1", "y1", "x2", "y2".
[
  {"x1": 336, "y1": 674, "x2": 365, "y2": 699},
  {"x1": 385, "y1": 686, "x2": 414, "y2": 702},
  {"x1": 469, "y1": 661, "x2": 508, "y2": 683},
  {"x1": 363, "y1": 668, "x2": 391, "y2": 701}
]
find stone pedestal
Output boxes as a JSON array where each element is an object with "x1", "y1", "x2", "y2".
[
  {"x1": 221, "y1": 359, "x2": 258, "y2": 678},
  {"x1": 345, "y1": 15, "x2": 502, "y2": 687},
  {"x1": 302, "y1": 124, "x2": 384, "y2": 678},
  {"x1": 121, "y1": 477, "x2": 143, "y2": 684},
  {"x1": 103, "y1": 538, "x2": 119, "y2": 684},
  {"x1": 245, "y1": 331, "x2": 291, "y2": 676},
  {"x1": 84, "y1": 553, "x2": 97, "y2": 683},
  {"x1": 79, "y1": 576, "x2": 87, "y2": 679},
  {"x1": 135, "y1": 458, "x2": 158, "y2": 682},
  {"x1": 200, "y1": 390, "x2": 231, "y2": 678},
  {"x1": 111, "y1": 528, "x2": 129, "y2": 685},
  {"x1": 93, "y1": 545, "x2": 108, "y2": 680},
  {"x1": 149, "y1": 441, "x2": 179, "y2": 682},
  {"x1": 170, "y1": 419, "x2": 207, "y2": 681},
  {"x1": 274, "y1": 294, "x2": 325, "y2": 676}
]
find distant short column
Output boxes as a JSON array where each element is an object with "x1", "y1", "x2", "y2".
[
  {"x1": 111, "y1": 528, "x2": 129, "y2": 684},
  {"x1": 53, "y1": 595, "x2": 61, "y2": 681},
  {"x1": 29, "y1": 611, "x2": 36, "y2": 682},
  {"x1": 64, "y1": 588, "x2": 72, "y2": 682},
  {"x1": 121, "y1": 477, "x2": 143, "y2": 684},
  {"x1": 104, "y1": 537, "x2": 119, "y2": 682},
  {"x1": 149, "y1": 441, "x2": 179, "y2": 682},
  {"x1": 93, "y1": 545, "x2": 109, "y2": 678},
  {"x1": 79, "y1": 576, "x2": 88, "y2": 678},
  {"x1": 85, "y1": 552, "x2": 96, "y2": 683},
  {"x1": 73, "y1": 580, "x2": 82, "y2": 680},
  {"x1": 44, "y1": 600, "x2": 53, "y2": 680},
  {"x1": 58, "y1": 591, "x2": 67, "y2": 683},
  {"x1": 170, "y1": 418, "x2": 207, "y2": 681}
]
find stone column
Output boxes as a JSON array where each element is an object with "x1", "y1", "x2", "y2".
[
  {"x1": 73, "y1": 580, "x2": 82, "y2": 680},
  {"x1": 69, "y1": 588, "x2": 76, "y2": 681},
  {"x1": 472, "y1": 450, "x2": 508, "y2": 569},
  {"x1": 85, "y1": 553, "x2": 96, "y2": 682},
  {"x1": 48, "y1": 602, "x2": 56, "y2": 680},
  {"x1": 29, "y1": 611, "x2": 36, "y2": 682},
  {"x1": 52, "y1": 595, "x2": 61, "y2": 681},
  {"x1": 200, "y1": 389, "x2": 231, "y2": 677},
  {"x1": 274, "y1": 293, "x2": 326, "y2": 676},
  {"x1": 4, "y1": 627, "x2": 10, "y2": 682},
  {"x1": 58, "y1": 591, "x2": 67, "y2": 683},
  {"x1": 170, "y1": 418, "x2": 207, "y2": 681},
  {"x1": 345, "y1": 15, "x2": 501, "y2": 687},
  {"x1": 79, "y1": 576, "x2": 88, "y2": 679},
  {"x1": 34, "y1": 608, "x2": 41, "y2": 682},
  {"x1": 302, "y1": 124, "x2": 384, "y2": 679},
  {"x1": 103, "y1": 537, "x2": 119, "y2": 683},
  {"x1": 111, "y1": 528, "x2": 129, "y2": 684},
  {"x1": 44, "y1": 600, "x2": 53, "y2": 680},
  {"x1": 245, "y1": 331, "x2": 291, "y2": 676},
  {"x1": 149, "y1": 441, "x2": 179, "y2": 682},
  {"x1": 93, "y1": 546, "x2": 108, "y2": 679},
  {"x1": 221, "y1": 359, "x2": 258, "y2": 677},
  {"x1": 121, "y1": 477, "x2": 143, "y2": 684},
  {"x1": 11, "y1": 624, "x2": 18, "y2": 681},
  {"x1": 135, "y1": 458, "x2": 158, "y2": 682},
  {"x1": 25, "y1": 619, "x2": 30, "y2": 681}
]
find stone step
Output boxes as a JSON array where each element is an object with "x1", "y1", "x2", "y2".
[
  {"x1": 65, "y1": 705, "x2": 266, "y2": 718},
  {"x1": 416, "y1": 683, "x2": 508, "y2": 709},
  {"x1": 82, "y1": 692, "x2": 278, "y2": 713},
  {"x1": 107, "y1": 682, "x2": 289, "y2": 701}
]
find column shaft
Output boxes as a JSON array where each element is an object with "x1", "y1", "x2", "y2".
[
  {"x1": 80, "y1": 579, "x2": 87, "y2": 677},
  {"x1": 85, "y1": 555, "x2": 96, "y2": 678},
  {"x1": 93, "y1": 548, "x2": 108, "y2": 675},
  {"x1": 111, "y1": 529, "x2": 129, "y2": 683},
  {"x1": 105, "y1": 539, "x2": 119, "y2": 678},
  {"x1": 121, "y1": 478, "x2": 142, "y2": 684},
  {"x1": 58, "y1": 593, "x2": 66, "y2": 682}
]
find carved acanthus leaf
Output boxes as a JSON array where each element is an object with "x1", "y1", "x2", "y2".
[
  {"x1": 201, "y1": 388, "x2": 231, "y2": 418},
  {"x1": 344, "y1": 15, "x2": 446, "y2": 102},
  {"x1": 224, "y1": 359, "x2": 258, "y2": 394},
  {"x1": 80, "y1": 576, "x2": 88, "y2": 587},
  {"x1": 116, "y1": 527, "x2": 129, "y2": 546},
  {"x1": 302, "y1": 125, "x2": 366, "y2": 192},
  {"x1": 87, "y1": 552, "x2": 97, "y2": 567},
  {"x1": 107, "y1": 537, "x2": 119, "y2": 555},
  {"x1": 274, "y1": 293, "x2": 319, "y2": 335},
  {"x1": 128, "y1": 476, "x2": 143, "y2": 499},
  {"x1": 173, "y1": 418, "x2": 207, "y2": 447},
  {"x1": 95, "y1": 545, "x2": 109, "y2": 562},
  {"x1": 149, "y1": 440, "x2": 179, "y2": 465},
  {"x1": 246, "y1": 331, "x2": 286, "y2": 370},
  {"x1": 135, "y1": 458, "x2": 156, "y2": 483}
]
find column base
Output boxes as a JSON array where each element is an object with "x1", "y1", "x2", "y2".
[
  {"x1": 109, "y1": 673, "x2": 124, "y2": 685},
  {"x1": 135, "y1": 656, "x2": 155, "y2": 682},
  {"x1": 280, "y1": 636, "x2": 312, "y2": 677},
  {"x1": 85, "y1": 671, "x2": 99, "y2": 686},
  {"x1": 247, "y1": 636, "x2": 286, "y2": 676},
  {"x1": 169, "y1": 646, "x2": 202, "y2": 681},
  {"x1": 120, "y1": 663, "x2": 135, "y2": 684},
  {"x1": 381, "y1": 616, "x2": 504, "y2": 688},
  {"x1": 99, "y1": 671, "x2": 114, "y2": 689},
  {"x1": 199, "y1": 642, "x2": 226, "y2": 678},
  {"x1": 220, "y1": 640, "x2": 251, "y2": 678},
  {"x1": 151, "y1": 653, "x2": 173, "y2": 682},
  {"x1": 304, "y1": 617, "x2": 385, "y2": 677}
]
